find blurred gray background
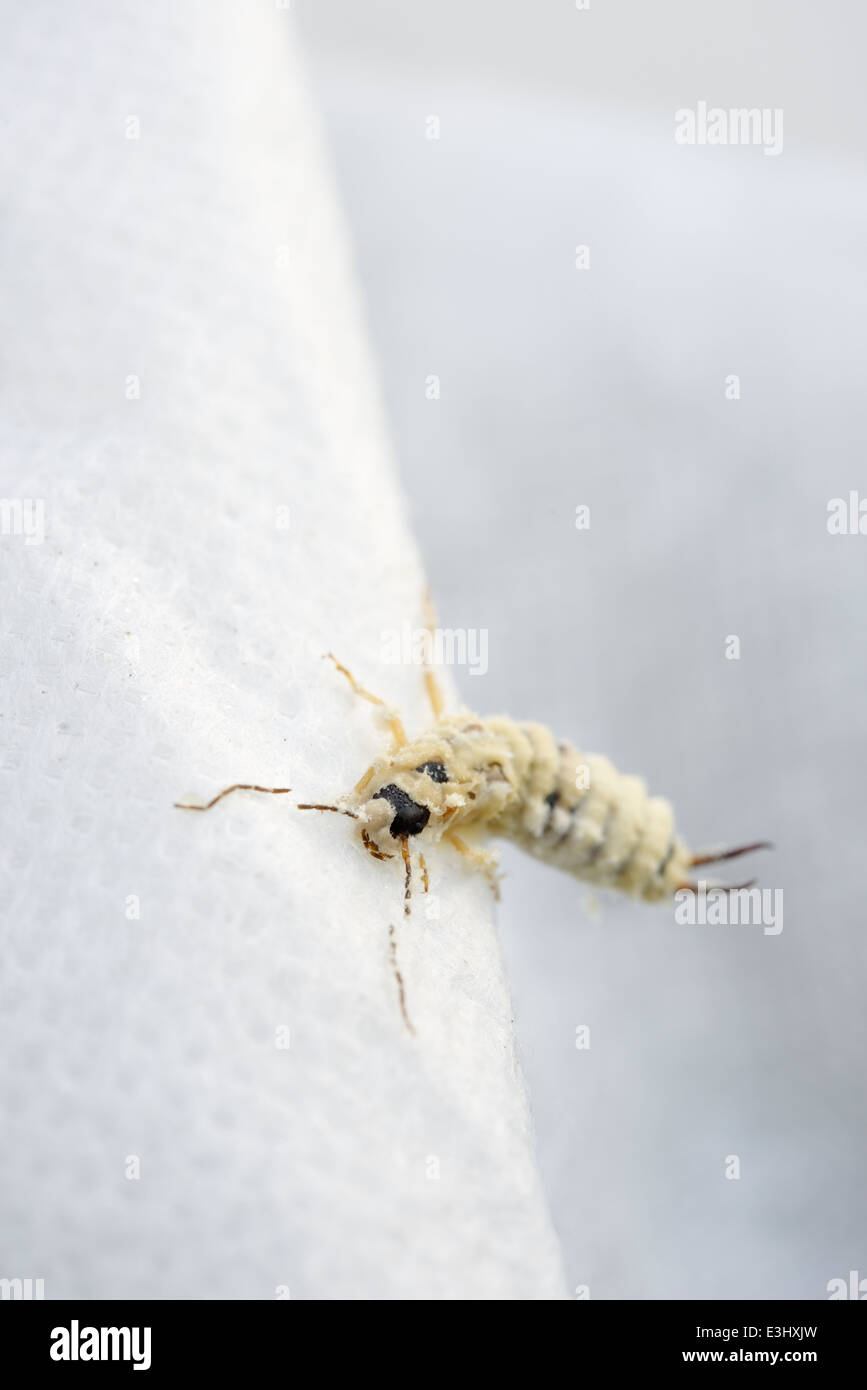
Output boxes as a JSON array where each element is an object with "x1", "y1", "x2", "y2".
[{"x1": 295, "y1": 1, "x2": 867, "y2": 1296}]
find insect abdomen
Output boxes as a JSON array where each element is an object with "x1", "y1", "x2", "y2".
[{"x1": 486, "y1": 719, "x2": 689, "y2": 901}]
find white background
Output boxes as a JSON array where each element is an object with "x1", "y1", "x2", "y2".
[{"x1": 296, "y1": 1, "x2": 867, "y2": 1296}]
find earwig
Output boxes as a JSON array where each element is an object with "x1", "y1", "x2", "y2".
[{"x1": 175, "y1": 593, "x2": 772, "y2": 1030}]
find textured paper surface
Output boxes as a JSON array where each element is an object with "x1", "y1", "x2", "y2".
[{"x1": 0, "y1": 2, "x2": 567, "y2": 1300}]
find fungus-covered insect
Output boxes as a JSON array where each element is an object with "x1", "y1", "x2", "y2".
[{"x1": 176, "y1": 595, "x2": 770, "y2": 1031}]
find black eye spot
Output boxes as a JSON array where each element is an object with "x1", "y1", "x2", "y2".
[
  {"x1": 373, "y1": 783, "x2": 431, "y2": 837},
  {"x1": 415, "y1": 760, "x2": 449, "y2": 784}
]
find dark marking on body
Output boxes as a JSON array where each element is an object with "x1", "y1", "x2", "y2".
[
  {"x1": 373, "y1": 783, "x2": 431, "y2": 837},
  {"x1": 415, "y1": 760, "x2": 449, "y2": 784}
]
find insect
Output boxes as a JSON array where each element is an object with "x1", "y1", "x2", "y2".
[{"x1": 176, "y1": 595, "x2": 770, "y2": 1031}]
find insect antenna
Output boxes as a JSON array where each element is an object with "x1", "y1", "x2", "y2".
[
  {"x1": 296, "y1": 803, "x2": 358, "y2": 818},
  {"x1": 689, "y1": 840, "x2": 773, "y2": 868},
  {"x1": 389, "y1": 923, "x2": 415, "y2": 1034},
  {"x1": 175, "y1": 785, "x2": 292, "y2": 811},
  {"x1": 400, "y1": 836, "x2": 412, "y2": 918},
  {"x1": 361, "y1": 828, "x2": 394, "y2": 861}
]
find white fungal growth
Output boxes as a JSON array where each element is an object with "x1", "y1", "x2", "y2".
[
  {"x1": 177, "y1": 598, "x2": 771, "y2": 1026},
  {"x1": 348, "y1": 713, "x2": 691, "y2": 902}
]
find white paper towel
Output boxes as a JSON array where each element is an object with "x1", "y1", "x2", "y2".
[{"x1": 0, "y1": 1, "x2": 567, "y2": 1300}]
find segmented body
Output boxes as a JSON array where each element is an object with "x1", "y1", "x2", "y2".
[
  {"x1": 176, "y1": 635, "x2": 768, "y2": 1030},
  {"x1": 352, "y1": 713, "x2": 690, "y2": 902},
  {"x1": 488, "y1": 720, "x2": 688, "y2": 901}
]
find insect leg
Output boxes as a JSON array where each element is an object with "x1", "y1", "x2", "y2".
[
  {"x1": 324, "y1": 652, "x2": 407, "y2": 749},
  {"x1": 419, "y1": 852, "x2": 429, "y2": 893},
  {"x1": 422, "y1": 588, "x2": 446, "y2": 720},
  {"x1": 175, "y1": 784, "x2": 291, "y2": 811},
  {"x1": 445, "y1": 833, "x2": 501, "y2": 900},
  {"x1": 353, "y1": 763, "x2": 377, "y2": 795}
]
